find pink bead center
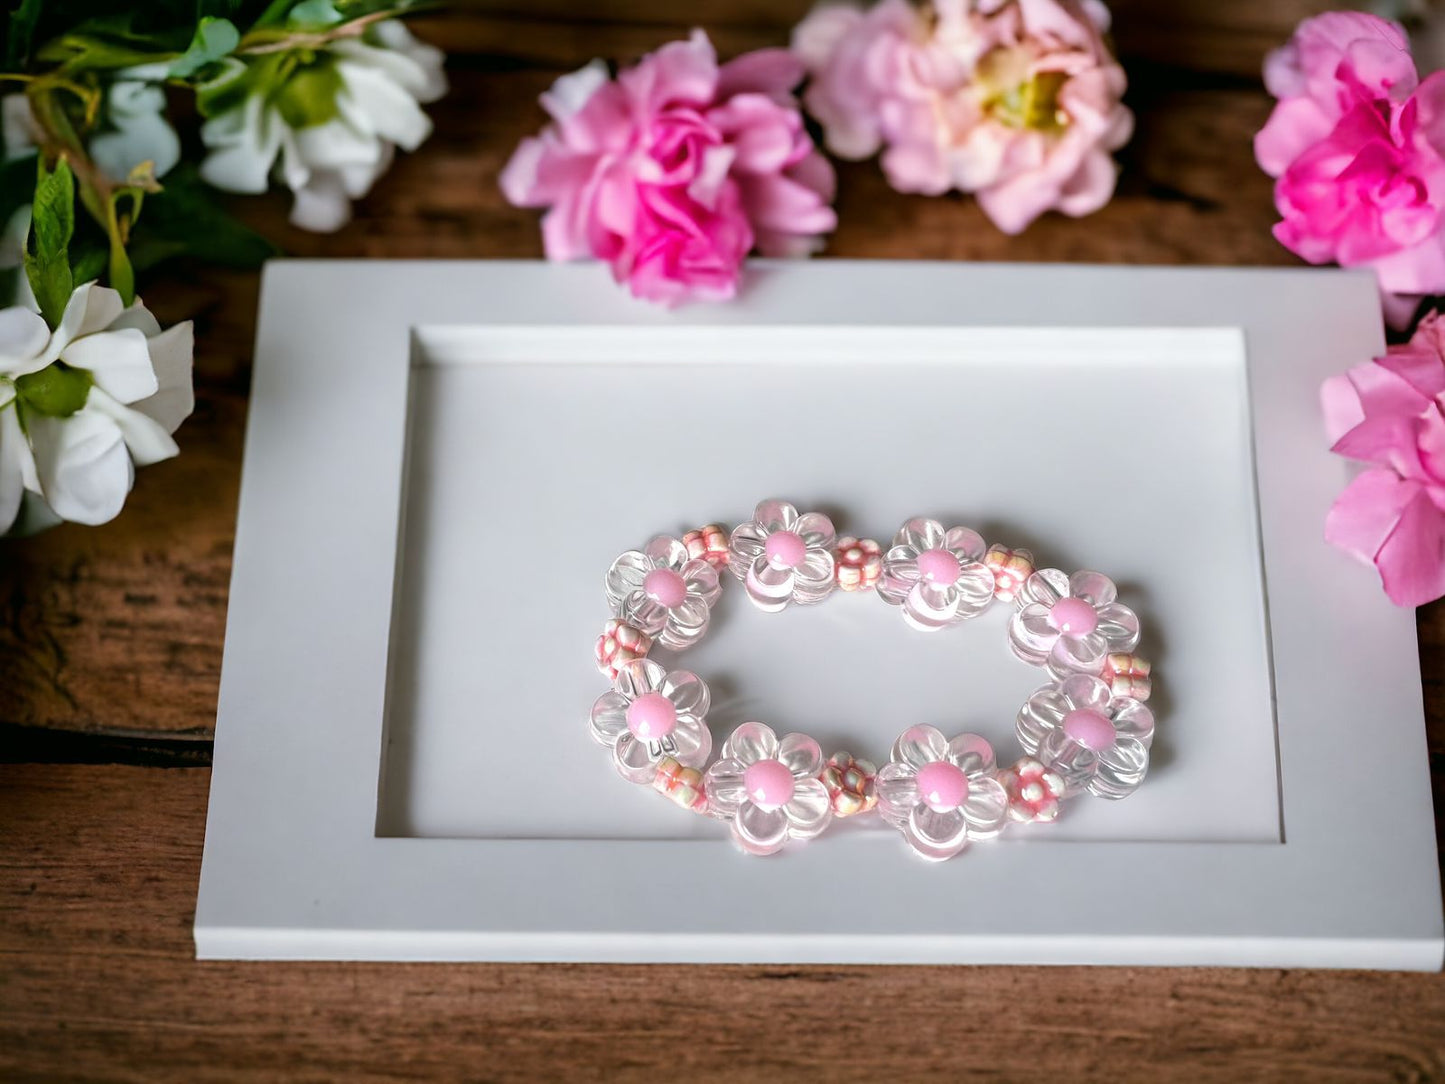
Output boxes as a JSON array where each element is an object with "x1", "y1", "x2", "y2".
[
  {"x1": 643, "y1": 568, "x2": 687, "y2": 608},
  {"x1": 917, "y1": 548, "x2": 962, "y2": 586},
  {"x1": 626, "y1": 692, "x2": 677, "y2": 741},
  {"x1": 916, "y1": 760, "x2": 969, "y2": 812},
  {"x1": 1062, "y1": 708, "x2": 1116, "y2": 751},
  {"x1": 743, "y1": 759, "x2": 796, "y2": 810},
  {"x1": 764, "y1": 530, "x2": 807, "y2": 570},
  {"x1": 1049, "y1": 596, "x2": 1098, "y2": 635}
]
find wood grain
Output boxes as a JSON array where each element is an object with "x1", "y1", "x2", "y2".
[
  {"x1": 2, "y1": 763, "x2": 1443, "y2": 1083},
  {"x1": 421, "y1": 0, "x2": 1340, "y2": 76}
]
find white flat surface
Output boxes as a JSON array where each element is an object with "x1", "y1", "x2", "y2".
[
  {"x1": 380, "y1": 328, "x2": 1276, "y2": 843},
  {"x1": 198, "y1": 260, "x2": 1443, "y2": 968}
]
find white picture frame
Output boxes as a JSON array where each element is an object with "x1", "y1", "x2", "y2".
[{"x1": 197, "y1": 260, "x2": 1443, "y2": 968}]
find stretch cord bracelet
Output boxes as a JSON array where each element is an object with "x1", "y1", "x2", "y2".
[{"x1": 589, "y1": 500, "x2": 1156, "y2": 860}]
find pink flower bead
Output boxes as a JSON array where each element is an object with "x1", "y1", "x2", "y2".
[
  {"x1": 985, "y1": 544, "x2": 1035, "y2": 602},
  {"x1": 594, "y1": 619, "x2": 653, "y2": 681},
  {"x1": 821, "y1": 751, "x2": 877, "y2": 816},
  {"x1": 653, "y1": 755, "x2": 709, "y2": 813},
  {"x1": 833, "y1": 536, "x2": 882, "y2": 592},
  {"x1": 1000, "y1": 757, "x2": 1066, "y2": 823},
  {"x1": 1102, "y1": 652, "x2": 1152, "y2": 702},
  {"x1": 682, "y1": 524, "x2": 731, "y2": 569}
]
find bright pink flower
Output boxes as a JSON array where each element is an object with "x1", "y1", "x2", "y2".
[
  {"x1": 791, "y1": 0, "x2": 1132, "y2": 234},
  {"x1": 500, "y1": 32, "x2": 837, "y2": 304},
  {"x1": 1322, "y1": 311, "x2": 1445, "y2": 605},
  {"x1": 1256, "y1": 13, "x2": 1445, "y2": 327}
]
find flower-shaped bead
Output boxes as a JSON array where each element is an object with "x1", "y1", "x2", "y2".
[
  {"x1": 682, "y1": 524, "x2": 730, "y2": 569},
  {"x1": 704, "y1": 722, "x2": 833, "y2": 855},
  {"x1": 821, "y1": 751, "x2": 877, "y2": 816},
  {"x1": 1102, "y1": 652, "x2": 1152, "y2": 702},
  {"x1": 605, "y1": 535, "x2": 722, "y2": 650},
  {"x1": 590, "y1": 659, "x2": 713, "y2": 783},
  {"x1": 878, "y1": 518, "x2": 996, "y2": 631},
  {"x1": 1009, "y1": 569, "x2": 1140, "y2": 679},
  {"x1": 594, "y1": 619, "x2": 652, "y2": 682},
  {"x1": 999, "y1": 757, "x2": 1066, "y2": 823},
  {"x1": 984, "y1": 544, "x2": 1035, "y2": 602},
  {"x1": 727, "y1": 500, "x2": 837, "y2": 612},
  {"x1": 834, "y1": 537, "x2": 882, "y2": 592},
  {"x1": 1017, "y1": 674, "x2": 1154, "y2": 799},
  {"x1": 875, "y1": 726, "x2": 1009, "y2": 860}
]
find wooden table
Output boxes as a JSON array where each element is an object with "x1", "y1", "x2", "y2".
[{"x1": 3, "y1": 3, "x2": 1444, "y2": 1079}]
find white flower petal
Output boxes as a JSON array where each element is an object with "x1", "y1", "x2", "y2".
[
  {"x1": 86, "y1": 388, "x2": 178, "y2": 467},
  {"x1": 40, "y1": 283, "x2": 126, "y2": 365},
  {"x1": 127, "y1": 322, "x2": 194, "y2": 434},
  {"x1": 26, "y1": 408, "x2": 134, "y2": 525},
  {"x1": 60, "y1": 327, "x2": 158, "y2": 404},
  {"x1": 0, "y1": 307, "x2": 51, "y2": 376},
  {"x1": 0, "y1": 399, "x2": 33, "y2": 532},
  {"x1": 288, "y1": 172, "x2": 355, "y2": 232}
]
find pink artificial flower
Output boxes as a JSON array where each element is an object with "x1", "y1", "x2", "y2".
[
  {"x1": 1256, "y1": 13, "x2": 1445, "y2": 328},
  {"x1": 1322, "y1": 311, "x2": 1445, "y2": 605},
  {"x1": 500, "y1": 32, "x2": 837, "y2": 304},
  {"x1": 791, "y1": 0, "x2": 1132, "y2": 234}
]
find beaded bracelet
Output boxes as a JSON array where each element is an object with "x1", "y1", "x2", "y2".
[{"x1": 590, "y1": 500, "x2": 1155, "y2": 860}]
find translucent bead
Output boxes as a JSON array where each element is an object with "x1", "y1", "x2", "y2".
[
  {"x1": 727, "y1": 500, "x2": 837, "y2": 612},
  {"x1": 984, "y1": 544, "x2": 1034, "y2": 602},
  {"x1": 704, "y1": 721, "x2": 833, "y2": 855},
  {"x1": 594, "y1": 618, "x2": 652, "y2": 682},
  {"x1": 605, "y1": 534, "x2": 722, "y2": 651},
  {"x1": 1102, "y1": 652, "x2": 1152, "y2": 701},
  {"x1": 877, "y1": 517, "x2": 994, "y2": 631},
  {"x1": 875, "y1": 725, "x2": 1009, "y2": 860},
  {"x1": 1015, "y1": 674, "x2": 1154, "y2": 799},
  {"x1": 681, "y1": 524, "x2": 730, "y2": 569},
  {"x1": 590, "y1": 659, "x2": 713, "y2": 784},
  {"x1": 1007, "y1": 568, "x2": 1140, "y2": 679}
]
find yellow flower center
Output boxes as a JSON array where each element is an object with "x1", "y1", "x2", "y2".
[{"x1": 977, "y1": 47, "x2": 1069, "y2": 133}]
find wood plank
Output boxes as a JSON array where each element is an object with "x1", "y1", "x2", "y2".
[
  {"x1": 415, "y1": 0, "x2": 1337, "y2": 77},
  {"x1": 0, "y1": 70, "x2": 1323, "y2": 737},
  {"x1": 1, "y1": 762, "x2": 1443, "y2": 1082}
]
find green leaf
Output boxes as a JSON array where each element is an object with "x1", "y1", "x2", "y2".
[
  {"x1": 15, "y1": 364, "x2": 93, "y2": 418},
  {"x1": 287, "y1": 0, "x2": 341, "y2": 27},
  {"x1": 24, "y1": 157, "x2": 76, "y2": 330},
  {"x1": 273, "y1": 56, "x2": 343, "y2": 128},
  {"x1": 168, "y1": 15, "x2": 241, "y2": 78},
  {"x1": 131, "y1": 163, "x2": 279, "y2": 269},
  {"x1": 5, "y1": 0, "x2": 45, "y2": 67}
]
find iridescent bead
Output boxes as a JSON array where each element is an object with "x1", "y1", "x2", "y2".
[
  {"x1": 984, "y1": 544, "x2": 1034, "y2": 602},
  {"x1": 999, "y1": 757, "x2": 1066, "y2": 823},
  {"x1": 682, "y1": 524, "x2": 730, "y2": 569},
  {"x1": 833, "y1": 537, "x2": 882, "y2": 592},
  {"x1": 821, "y1": 751, "x2": 877, "y2": 816},
  {"x1": 594, "y1": 618, "x2": 653, "y2": 681},
  {"x1": 653, "y1": 755, "x2": 709, "y2": 813},
  {"x1": 1102, "y1": 652, "x2": 1152, "y2": 701}
]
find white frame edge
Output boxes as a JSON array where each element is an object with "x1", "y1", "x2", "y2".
[{"x1": 197, "y1": 260, "x2": 1443, "y2": 968}]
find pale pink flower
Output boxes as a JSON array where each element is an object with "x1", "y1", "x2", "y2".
[
  {"x1": 1255, "y1": 13, "x2": 1445, "y2": 327},
  {"x1": 792, "y1": 0, "x2": 1132, "y2": 234},
  {"x1": 500, "y1": 31, "x2": 837, "y2": 304},
  {"x1": 1321, "y1": 311, "x2": 1445, "y2": 606}
]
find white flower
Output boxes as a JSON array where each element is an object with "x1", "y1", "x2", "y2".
[
  {"x1": 198, "y1": 21, "x2": 446, "y2": 232},
  {"x1": 0, "y1": 283, "x2": 194, "y2": 532},
  {"x1": 89, "y1": 64, "x2": 182, "y2": 182}
]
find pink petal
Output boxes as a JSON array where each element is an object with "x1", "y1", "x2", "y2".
[
  {"x1": 716, "y1": 48, "x2": 805, "y2": 99},
  {"x1": 1254, "y1": 98, "x2": 1336, "y2": 177},
  {"x1": 1331, "y1": 413, "x2": 1425, "y2": 474},
  {"x1": 1325, "y1": 468, "x2": 1445, "y2": 604}
]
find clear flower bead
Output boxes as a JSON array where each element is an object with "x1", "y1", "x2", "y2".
[
  {"x1": 704, "y1": 721, "x2": 833, "y2": 855},
  {"x1": 877, "y1": 518, "x2": 995, "y2": 631},
  {"x1": 605, "y1": 534, "x2": 722, "y2": 651},
  {"x1": 1008, "y1": 568, "x2": 1140, "y2": 679},
  {"x1": 874, "y1": 725, "x2": 1010, "y2": 861},
  {"x1": 1016, "y1": 673, "x2": 1154, "y2": 799},
  {"x1": 590, "y1": 658, "x2": 713, "y2": 784},
  {"x1": 727, "y1": 499, "x2": 837, "y2": 612}
]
